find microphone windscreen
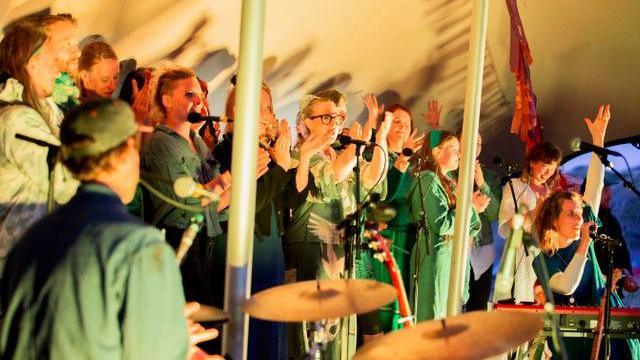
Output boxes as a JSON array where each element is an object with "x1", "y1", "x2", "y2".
[
  {"x1": 187, "y1": 112, "x2": 202, "y2": 123},
  {"x1": 337, "y1": 134, "x2": 351, "y2": 145},
  {"x1": 401, "y1": 148, "x2": 414, "y2": 157},
  {"x1": 174, "y1": 176, "x2": 196, "y2": 198},
  {"x1": 570, "y1": 137, "x2": 582, "y2": 152}
]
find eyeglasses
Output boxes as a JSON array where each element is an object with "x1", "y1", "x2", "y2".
[{"x1": 309, "y1": 113, "x2": 345, "y2": 125}]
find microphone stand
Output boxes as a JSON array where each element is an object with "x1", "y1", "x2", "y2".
[
  {"x1": 339, "y1": 143, "x2": 365, "y2": 360},
  {"x1": 595, "y1": 154, "x2": 640, "y2": 199}
]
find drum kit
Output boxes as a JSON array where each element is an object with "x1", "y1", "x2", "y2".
[{"x1": 190, "y1": 278, "x2": 544, "y2": 359}]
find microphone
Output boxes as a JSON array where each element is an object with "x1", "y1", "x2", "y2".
[
  {"x1": 337, "y1": 134, "x2": 372, "y2": 147},
  {"x1": 494, "y1": 211, "x2": 525, "y2": 301},
  {"x1": 401, "y1": 148, "x2": 414, "y2": 157},
  {"x1": 176, "y1": 214, "x2": 204, "y2": 264},
  {"x1": 570, "y1": 137, "x2": 621, "y2": 157},
  {"x1": 173, "y1": 176, "x2": 219, "y2": 202},
  {"x1": 187, "y1": 112, "x2": 232, "y2": 124}
]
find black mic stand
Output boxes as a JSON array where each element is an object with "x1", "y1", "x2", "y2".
[
  {"x1": 594, "y1": 233, "x2": 622, "y2": 360},
  {"x1": 595, "y1": 154, "x2": 640, "y2": 199},
  {"x1": 338, "y1": 143, "x2": 365, "y2": 359},
  {"x1": 343, "y1": 144, "x2": 365, "y2": 278}
]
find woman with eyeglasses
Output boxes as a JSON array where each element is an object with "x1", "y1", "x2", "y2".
[{"x1": 284, "y1": 93, "x2": 389, "y2": 358}]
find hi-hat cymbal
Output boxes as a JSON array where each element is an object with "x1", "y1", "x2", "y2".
[
  {"x1": 243, "y1": 279, "x2": 396, "y2": 322},
  {"x1": 189, "y1": 305, "x2": 230, "y2": 324},
  {"x1": 355, "y1": 310, "x2": 544, "y2": 360}
]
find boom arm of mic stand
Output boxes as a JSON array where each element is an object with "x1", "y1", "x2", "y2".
[{"x1": 596, "y1": 153, "x2": 640, "y2": 199}]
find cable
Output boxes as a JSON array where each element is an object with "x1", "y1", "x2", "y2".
[
  {"x1": 359, "y1": 143, "x2": 388, "y2": 204},
  {"x1": 138, "y1": 177, "x2": 205, "y2": 213}
]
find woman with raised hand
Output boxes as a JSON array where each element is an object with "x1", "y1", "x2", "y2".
[
  {"x1": 285, "y1": 94, "x2": 389, "y2": 358},
  {"x1": 408, "y1": 130, "x2": 489, "y2": 321},
  {"x1": 373, "y1": 104, "x2": 424, "y2": 331},
  {"x1": 495, "y1": 105, "x2": 612, "y2": 305}
]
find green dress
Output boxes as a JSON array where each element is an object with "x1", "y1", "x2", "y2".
[
  {"x1": 373, "y1": 152, "x2": 417, "y2": 331},
  {"x1": 408, "y1": 170, "x2": 481, "y2": 321},
  {"x1": 284, "y1": 151, "x2": 385, "y2": 359}
]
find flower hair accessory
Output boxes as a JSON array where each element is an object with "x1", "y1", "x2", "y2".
[{"x1": 299, "y1": 94, "x2": 319, "y2": 114}]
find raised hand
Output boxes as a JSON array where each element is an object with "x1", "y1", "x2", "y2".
[
  {"x1": 402, "y1": 129, "x2": 425, "y2": 154},
  {"x1": 584, "y1": 104, "x2": 610, "y2": 146},
  {"x1": 363, "y1": 93, "x2": 383, "y2": 141},
  {"x1": 256, "y1": 148, "x2": 271, "y2": 178},
  {"x1": 272, "y1": 119, "x2": 292, "y2": 170},
  {"x1": 375, "y1": 111, "x2": 393, "y2": 143},
  {"x1": 300, "y1": 131, "x2": 334, "y2": 161},
  {"x1": 131, "y1": 70, "x2": 152, "y2": 124},
  {"x1": 349, "y1": 121, "x2": 366, "y2": 142},
  {"x1": 421, "y1": 99, "x2": 442, "y2": 129},
  {"x1": 364, "y1": 93, "x2": 384, "y2": 124}
]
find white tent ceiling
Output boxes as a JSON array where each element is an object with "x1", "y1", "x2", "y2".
[{"x1": 2, "y1": 0, "x2": 639, "y2": 163}]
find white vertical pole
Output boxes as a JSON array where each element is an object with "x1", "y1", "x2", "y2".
[
  {"x1": 446, "y1": 0, "x2": 489, "y2": 317},
  {"x1": 222, "y1": 0, "x2": 265, "y2": 359}
]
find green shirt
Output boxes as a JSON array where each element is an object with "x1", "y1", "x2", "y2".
[
  {"x1": 0, "y1": 183, "x2": 188, "y2": 359},
  {"x1": 141, "y1": 125, "x2": 222, "y2": 237},
  {"x1": 383, "y1": 152, "x2": 414, "y2": 228}
]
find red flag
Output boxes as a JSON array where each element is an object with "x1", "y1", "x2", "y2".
[{"x1": 506, "y1": 0, "x2": 541, "y2": 152}]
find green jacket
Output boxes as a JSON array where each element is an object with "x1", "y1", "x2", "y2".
[
  {"x1": 0, "y1": 183, "x2": 188, "y2": 359},
  {"x1": 408, "y1": 170, "x2": 481, "y2": 320},
  {"x1": 0, "y1": 78, "x2": 78, "y2": 277}
]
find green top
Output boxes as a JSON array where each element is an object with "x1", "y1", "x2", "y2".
[
  {"x1": 408, "y1": 170, "x2": 481, "y2": 320},
  {"x1": 383, "y1": 152, "x2": 414, "y2": 228},
  {"x1": 141, "y1": 125, "x2": 222, "y2": 237},
  {"x1": 0, "y1": 183, "x2": 188, "y2": 359},
  {"x1": 409, "y1": 170, "x2": 481, "y2": 242},
  {"x1": 285, "y1": 152, "x2": 386, "y2": 245}
]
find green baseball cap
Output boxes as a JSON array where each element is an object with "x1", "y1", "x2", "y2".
[{"x1": 60, "y1": 100, "x2": 138, "y2": 160}]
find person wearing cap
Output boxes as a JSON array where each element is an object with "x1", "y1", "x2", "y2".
[{"x1": 0, "y1": 100, "x2": 190, "y2": 359}]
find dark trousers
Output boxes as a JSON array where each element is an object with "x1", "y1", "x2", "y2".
[
  {"x1": 164, "y1": 226, "x2": 217, "y2": 306},
  {"x1": 466, "y1": 265, "x2": 493, "y2": 312}
]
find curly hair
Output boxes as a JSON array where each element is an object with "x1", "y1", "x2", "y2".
[{"x1": 535, "y1": 190, "x2": 582, "y2": 255}]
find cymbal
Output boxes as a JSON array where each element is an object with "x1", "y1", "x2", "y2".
[
  {"x1": 243, "y1": 279, "x2": 396, "y2": 322},
  {"x1": 355, "y1": 310, "x2": 544, "y2": 360},
  {"x1": 189, "y1": 305, "x2": 230, "y2": 324}
]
